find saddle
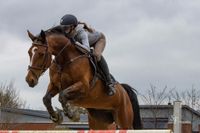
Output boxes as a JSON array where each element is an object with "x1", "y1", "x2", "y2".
[{"x1": 73, "y1": 43, "x2": 117, "y2": 88}]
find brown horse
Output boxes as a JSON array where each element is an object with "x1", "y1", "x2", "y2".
[{"x1": 25, "y1": 26, "x2": 142, "y2": 129}]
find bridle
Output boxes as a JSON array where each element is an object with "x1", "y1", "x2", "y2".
[
  {"x1": 28, "y1": 34, "x2": 89, "y2": 80},
  {"x1": 28, "y1": 42, "x2": 50, "y2": 80}
]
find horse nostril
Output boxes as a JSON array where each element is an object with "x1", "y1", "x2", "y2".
[
  {"x1": 26, "y1": 76, "x2": 36, "y2": 87},
  {"x1": 30, "y1": 78, "x2": 35, "y2": 84},
  {"x1": 25, "y1": 76, "x2": 30, "y2": 83}
]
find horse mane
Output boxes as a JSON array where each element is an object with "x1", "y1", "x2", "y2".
[
  {"x1": 46, "y1": 25, "x2": 70, "y2": 35},
  {"x1": 45, "y1": 25, "x2": 88, "y2": 54}
]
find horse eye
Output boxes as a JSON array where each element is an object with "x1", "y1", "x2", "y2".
[
  {"x1": 33, "y1": 48, "x2": 38, "y2": 52},
  {"x1": 39, "y1": 52, "x2": 45, "y2": 56}
]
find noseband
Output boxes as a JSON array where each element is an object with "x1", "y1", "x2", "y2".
[{"x1": 28, "y1": 42, "x2": 50, "y2": 79}]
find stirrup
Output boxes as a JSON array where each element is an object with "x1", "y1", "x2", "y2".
[{"x1": 107, "y1": 83, "x2": 116, "y2": 96}]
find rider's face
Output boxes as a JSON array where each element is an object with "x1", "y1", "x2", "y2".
[
  {"x1": 71, "y1": 26, "x2": 75, "y2": 33},
  {"x1": 67, "y1": 26, "x2": 76, "y2": 37}
]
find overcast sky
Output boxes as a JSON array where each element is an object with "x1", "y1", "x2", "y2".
[{"x1": 0, "y1": 0, "x2": 200, "y2": 110}]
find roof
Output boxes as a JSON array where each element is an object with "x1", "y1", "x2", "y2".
[
  {"x1": 1, "y1": 104, "x2": 200, "y2": 122},
  {"x1": 0, "y1": 107, "x2": 49, "y2": 118},
  {"x1": 0, "y1": 107, "x2": 88, "y2": 123},
  {"x1": 140, "y1": 105, "x2": 200, "y2": 117}
]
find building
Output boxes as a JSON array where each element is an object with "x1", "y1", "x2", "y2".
[
  {"x1": 140, "y1": 105, "x2": 200, "y2": 132},
  {"x1": 0, "y1": 107, "x2": 88, "y2": 130},
  {"x1": 0, "y1": 104, "x2": 200, "y2": 132}
]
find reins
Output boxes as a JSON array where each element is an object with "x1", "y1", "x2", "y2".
[
  {"x1": 53, "y1": 54, "x2": 89, "y2": 72},
  {"x1": 52, "y1": 40, "x2": 90, "y2": 72}
]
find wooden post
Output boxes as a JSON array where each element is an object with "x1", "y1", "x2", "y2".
[{"x1": 173, "y1": 101, "x2": 182, "y2": 133}]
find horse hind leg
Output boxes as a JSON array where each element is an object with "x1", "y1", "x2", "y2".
[
  {"x1": 88, "y1": 114, "x2": 109, "y2": 129},
  {"x1": 87, "y1": 109, "x2": 114, "y2": 130},
  {"x1": 114, "y1": 86, "x2": 133, "y2": 129},
  {"x1": 115, "y1": 104, "x2": 133, "y2": 129},
  {"x1": 121, "y1": 83, "x2": 142, "y2": 129}
]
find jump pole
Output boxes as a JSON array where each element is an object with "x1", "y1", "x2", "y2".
[{"x1": 0, "y1": 130, "x2": 172, "y2": 133}]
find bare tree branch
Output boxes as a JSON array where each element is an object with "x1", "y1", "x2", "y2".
[{"x1": 0, "y1": 81, "x2": 26, "y2": 129}]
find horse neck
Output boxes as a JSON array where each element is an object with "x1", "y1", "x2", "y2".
[{"x1": 47, "y1": 34, "x2": 80, "y2": 65}]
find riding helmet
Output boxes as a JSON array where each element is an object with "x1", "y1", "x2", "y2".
[{"x1": 60, "y1": 14, "x2": 78, "y2": 26}]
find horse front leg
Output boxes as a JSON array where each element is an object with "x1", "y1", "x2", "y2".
[
  {"x1": 59, "y1": 95, "x2": 74, "y2": 119},
  {"x1": 43, "y1": 83, "x2": 63, "y2": 124},
  {"x1": 60, "y1": 81, "x2": 86, "y2": 99},
  {"x1": 59, "y1": 81, "x2": 86, "y2": 121},
  {"x1": 59, "y1": 96, "x2": 81, "y2": 121}
]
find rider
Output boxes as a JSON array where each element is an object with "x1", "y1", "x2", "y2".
[{"x1": 60, "y1": 14, "x2": 116, "y2": 96}]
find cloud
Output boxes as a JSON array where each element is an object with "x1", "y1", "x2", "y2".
[
  {"x1": 104, "y1": 8, "x2": 200, "y2": 90},
  {"x1": 1, "y1": 0, "x2": 200, "y2": 109}
]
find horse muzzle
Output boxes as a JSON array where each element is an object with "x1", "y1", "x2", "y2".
[{"x1": 25, "y1": 72, "x2": 38, "y2": 87}]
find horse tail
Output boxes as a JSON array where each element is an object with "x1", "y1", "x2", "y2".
[{"x1": 121, "y1": 83, "x2": 143, "y2": 129}]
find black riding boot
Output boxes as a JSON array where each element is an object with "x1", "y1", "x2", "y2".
[{"x1": 98, "y1": 56, "x2": 116, "y2": 96}]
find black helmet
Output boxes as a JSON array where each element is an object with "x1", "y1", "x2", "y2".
[{"x1": 60, "y1": 14, "x2": 78, "y2": 26}]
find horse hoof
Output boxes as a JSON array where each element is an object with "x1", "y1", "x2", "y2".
[
  {"x1": 64, "y1": 110, "x2": 80, "y2": 122},
  {"x1": 63, "y1": 107, "x2": 74, "y2": 118},
  {"x1": 50, "y1": 110, "x2": 63, "y2": 124},
  {"x1": 71, "y1": 111, "x2": 80, "y2": 122},
  {"x1": 64, "y1": 111, "x2": 73, "y2": 119}
]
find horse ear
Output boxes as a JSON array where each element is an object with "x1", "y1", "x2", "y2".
[
  {"x1": 40, "y1": 30, "x2": 46, "y2": 43},
  {"x1": 27, "y1": 30, "x2": 35, "y2": 41}
]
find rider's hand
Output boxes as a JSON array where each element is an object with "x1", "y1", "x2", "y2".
[{"x1": 75, "y1": 41, "x2": 81, "y2": 45}]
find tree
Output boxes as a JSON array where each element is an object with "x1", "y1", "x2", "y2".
[
  {"x1": 139, "y1": 84, "x2": 173, "y2": 128},
  {"x1": 169, "y1": 85, "x2": 200, "y2": 110},
  {"x1": 0, "y1": 81, "x2": 26, "y2": 108},
  {"x1": 0, "y1": 81, "x2": 26, "y2": 129},
  {"x1": 140, "y1": 84, "x2": 171, "y2": 105},
  {"x1": 169, "y1": 85, "x2": 200, "y2": 129},
  {"x1": 140, "y1": 84, "x2": 200, "y2": 129}
]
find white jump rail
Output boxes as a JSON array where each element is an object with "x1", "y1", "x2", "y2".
[{"x1": 0, "y1": 130, "x2": 172, "y2": 133}]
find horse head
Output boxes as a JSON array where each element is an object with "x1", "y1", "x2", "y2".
[
  {"x1": 25, "y1": 30, "x2": 52, "y2": 87},
  {"x1": 25, "y1": 25, "x2": 74, "y2": 87}
]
